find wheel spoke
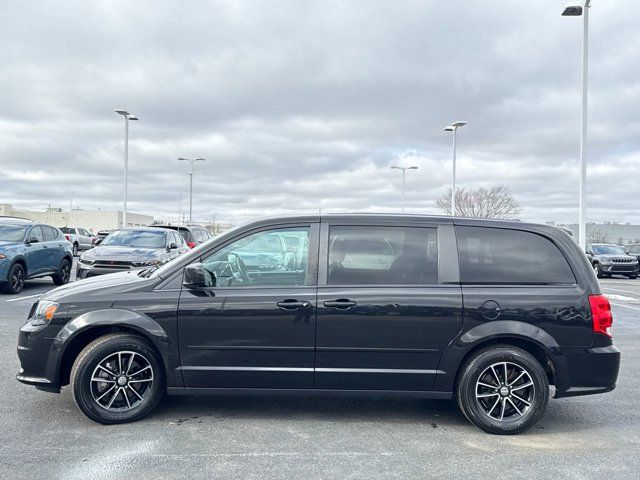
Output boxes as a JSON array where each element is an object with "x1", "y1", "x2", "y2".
[
  {"x1": 508, "y1": 371, "x2": 526, "y2": 387},
  {"x1": 91, "y1": 377, "x2": 115, "y2": 383},
  {"x1": 128, "y1": 378, "x2": 153, "y2": 384},
  {"x1": 488, "y1": 397, "x2": 501, "y2": 416},
  {"x1": 477, "y1": 381, "x2": 498, "y2": 389},
  {"x1": 126, "y1": 353, "x2": 136, "y2": 375},
  {"x1": 98, "y1": 365, "x2": 117, "y2": 377},
  {"x1": 499, "y1": 398, "x2": 506, "y2": 420},
  {"x1": 512, "y1": 393, "x2": 532, "y2": 406},
  {"x1": 490, "y1": 366, "x2": 501, "y2": 385},
  {"x1": 128, "y1": 385, "x2": 144, "y2": 401},
  {"x1": 503, "y1": 362, "x2": 509, "y2": 385},
  {"x1": 129, "y1": 365, "x2": 151, "y2": 377},
  {"x1": 118, "y1": 352, "x2": 123, "y2": 374},
  {"x1": 96, "y1": 385, "x2": 116, "y2": 402},
  {"x1": 477, "y1": 392, "x2": 499, "y2": 399},
  {"x1": 511, "y1": 381, "x2": 533, "y2": 392},
  {"x1": 506, "y1": 397, "x2": 523, "y2": 416},
  {"x1": 123, "y1": 388, "x2": 131, "y2": 408}
]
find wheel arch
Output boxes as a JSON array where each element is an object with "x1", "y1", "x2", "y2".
[
  {"x1": 53, "y1": 309, "x2": 178, "y2": 387},
  {"x1": 8, "y1": 256, "x2": 28, "y2": 278},
  {"x1": 435, "y1": 321, "x2": 559, "y2": 393}
]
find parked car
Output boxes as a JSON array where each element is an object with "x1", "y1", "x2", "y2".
[
  {"x1": 17, "y1": 214, "x2": 620, "y2": 434},
  {"x1": 0, "y1": 218, "x2": 73, "y2": 294},
  {"x1": 60, "y1": 227, "x2": 95, "y2": 256},
  {"x1": 623, "y1": 244, "x2": 640, "y2": 265},
  {"x1": 586, "y1": 243, "x2": 639, "y2": 279},
  {"x1": 76, "y1": 227, "x2": 189, "y2": 279},
  {"x1": 152, "y1": 224, "x2": 212, "y2": 248},
  {"x1": 92, "y1": 230, "x2": 113, "y2": 247}
]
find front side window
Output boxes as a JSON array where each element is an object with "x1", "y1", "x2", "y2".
[
  {"x1": 456, "y1": 226, "x2": 575, "y2": 285},
  {"x1": 101, "y1": 229, "x2": 167, "y2": 249},
  {"x1": 201, "y1": 227, "x2": 311, "y2": 287},
  {"x1": 327, "y1": 226, "x2": 438, "y2": 285},
  {"x1": 29, "y1": 226, "x2": 44, "y2": 242}
]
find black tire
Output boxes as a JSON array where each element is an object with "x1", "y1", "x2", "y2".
[
  {"x1": 70, "y1": 333, "x2": 165, "y2": 424},
  {"x1": 72, "y1": 243, "x2": 79, "y2": 256},
  {"x1": 593, "y1": 263, "x2": 604, "y2": 279},
  {"x1": 52, "y1": 258, "x2": 72, "y2": 285},
  {"x1": 456, "y1": 345, "x2": 549, "y2": 435},
  {"x1": 628, "y1": 274, "x2": 638, "y2": 280},
  {"x1": 2, "y1": 263, "x2": 26, "y2": 294}
]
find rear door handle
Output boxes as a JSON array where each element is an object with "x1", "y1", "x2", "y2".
[
  {"x1": 324, "y1": 299, "x2": 357, "y2": 309},
  {"x1": 277, "y1": 299, "x2": 311, "y2": 310}
]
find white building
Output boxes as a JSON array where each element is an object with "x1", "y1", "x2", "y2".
[{"x1": 0, "y1": 203, "x2": 154, "y2": 233}]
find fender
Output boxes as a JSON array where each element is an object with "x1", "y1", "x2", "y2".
[
  {"x1": 434, "y1": 320, "x2": 562, "y2": 392},
  {"x1": 46, "y1": 309, "x2": 180, "y2": 387}
]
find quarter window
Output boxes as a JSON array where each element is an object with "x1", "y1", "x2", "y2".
[
  {"x1": 201, "y1": 227, "x2": 311, "y2": 287},
  {"x1": 327, "y1": 226, "x2": 438, "y2": 285},
  {"x1": 456, "y1": 226, "x2": 576, "y2": 285}
]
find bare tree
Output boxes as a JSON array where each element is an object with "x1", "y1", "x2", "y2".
[
  {"x1": 436, "y1": 185, "x2": 520, "y2": 219},
  {"x1": 587, "y1": 227, "x2": 608, "y2": 244},
  {"x1": 204, "y1": 212, "x2": 219, "y2": 235}
]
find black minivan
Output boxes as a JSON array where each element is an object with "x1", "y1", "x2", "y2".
[{"x1": 16, "y1": 214, "x2": 620, "y2": 434}]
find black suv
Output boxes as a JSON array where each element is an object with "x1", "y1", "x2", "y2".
[
  {"x1": 152, "y1": 224, "x2": 212, "y2": 249},
  {"x1": 17, "y1": 215, "x2": 620, "y2": 434},
  {"x1": 586, "y1": 243, "x2": 639, "y2": 279}
]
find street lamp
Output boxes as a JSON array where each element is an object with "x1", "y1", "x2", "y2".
[
  {"x1": 115, "y1": 109, "x2": 139, "y2": 228},
  {"x1": 178, "y1": 157, "x2": 207, "y2": 222},
  {"x1": 563, "y1": 1, "x2": 591, "y2": 251},
  {"x1": 390, "y1": 166, "x2": 418, "y2": 212},
  {"x1": 444, "y1": 121, "x2": 467, "y2": 216}
]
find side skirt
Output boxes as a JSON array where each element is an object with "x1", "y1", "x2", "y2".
[{"x1": 167, "y1": 387, "x2": 453, "y2": 399}]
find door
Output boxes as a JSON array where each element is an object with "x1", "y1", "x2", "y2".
[
  {"x1": 315, "y1": 222, "x2": 463, "y2": 391},
  {"x1": 24, "y1": 226, "x2": 49, "y2": 276},
  {"x1": 177, "y1": 223, "x2": 319, "y2": 388},
  {"x1": 42, "y1": 226, "x2": 63, "y2": 271}
]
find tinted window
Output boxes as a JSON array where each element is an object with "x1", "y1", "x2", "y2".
[
  {"x1": 328, "y1": 226, "x2": 438, "y2": 285},
  {"x1": 456, "y1": 226, "x2": 575, "y2": 285},
  {"x1": 42, "y1": 226, "x2": 57, "y2": 241},
  {"x1": 60, "y1": 227, "x2": 74, "y2": 234},
  {"x1": 29, "y1": 226, "x2": 44, "y2": 242},
  {"x1": 201, "y1": 227, "x2": 310, "y2": 287}
]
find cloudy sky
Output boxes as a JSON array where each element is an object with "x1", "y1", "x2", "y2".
[{"x1": 1, "y1": 0, "x2": 638, "y2": 225}]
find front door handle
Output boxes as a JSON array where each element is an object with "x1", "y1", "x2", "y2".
[
  {"x1": 277, "y1": 299, "x2": 311, "y2": 310},
  {"x1": 324, "y1": 299, "x2": 357, "y2": 309}
]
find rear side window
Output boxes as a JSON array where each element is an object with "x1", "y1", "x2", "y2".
[
  {"x1": 456, "y1": 226, "x2": 575, "y2": 285},
  {"x1": 42, "y1": 226, "x2": 58, "y2": 241},
  {"x1": 60, "y1": 227, "x2": 74, "y2": 234},
  {"x1": 328, "y1": 226, "x2": 438, "y2": 285},
  {"x1": 178, "y1": 229, "x2": 195, "y2": 243}
]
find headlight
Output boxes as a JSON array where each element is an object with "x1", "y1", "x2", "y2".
[
  {"x1": 78, "y1": 258, "x2": 94, "y2": 265},
  {"x1": 132, "y1": 260, "x2": 161, "y2": 267},
  {"x1": 31, "y1": 300, "x2": 59, "y2": 326}
]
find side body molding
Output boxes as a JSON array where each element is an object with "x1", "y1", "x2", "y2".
[
  {"x1": 48, "y1": 309, "x2": 180, "y2": 387},
  {"x1": 434, "y1": 320, "x2": 561, "y2": 392}
]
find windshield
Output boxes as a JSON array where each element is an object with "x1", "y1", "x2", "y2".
[
  {"x1": 60, "y1": 227, "x2": 74, "y2": 234},
  {"x1": 592, "y1": 245, "x2": 626, "y2": 255},
  {"x1": 0, "y1": 225, "x2": 28, "y2": 242},
  {"x1": 101, "y1": 230, "x2": 167, "y2": 249}
]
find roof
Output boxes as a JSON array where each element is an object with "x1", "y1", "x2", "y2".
[{"x1": 0, "y1": 216, "x2": 34, "y2": 225}]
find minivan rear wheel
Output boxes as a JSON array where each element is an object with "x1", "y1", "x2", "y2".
[
  {"x1": 70, "y1": 333, "x2": 165, "y2": 424},
  {"x1": 456, "y1": 345, "x2": 549, "y2": 434}
]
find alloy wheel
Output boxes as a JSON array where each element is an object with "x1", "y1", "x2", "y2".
[
  {"x1": 90, "y1": 351, "x2": 154, "y2": 412},
  {"x1": 475, "y1": 361, "x2": 535, "y2": 421},
  {"x1": 61, "y1": 262, "x2": 71, "y2": 283},
  {"x1": 11, "y1": 266, "x2": 25, "y2": 292}
]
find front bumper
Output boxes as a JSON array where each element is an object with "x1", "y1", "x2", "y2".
[
  {"x1": 17, "y1": 320, "x2": 61, "y2": 393},
  {"x1": 552, "y1": 344, "x2": 621, "y2": 398},
  {"x1": 599, "y1": 263, "x2": 638, "y2": 274}
]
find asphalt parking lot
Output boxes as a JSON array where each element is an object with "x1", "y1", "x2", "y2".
[{"x1": 1, "y1": 266, "x2": 639, "y2": 479}]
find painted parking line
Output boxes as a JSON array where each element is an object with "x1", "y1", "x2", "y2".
[
  {"x1": 605, "y1": 293, "x2": 640, "y2": 303},
  {"x1": 602, "y1": 287, "x2": 640, "y2": 296},
  {"x1": 5, "y1": 293, "x2": 42, "y2": 303},
  {"x1": 610, "y1": 302, "x2": 640, "y2": 312}
]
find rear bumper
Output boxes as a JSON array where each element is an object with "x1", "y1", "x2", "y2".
[{"x1": 552, "y1": 344, "x2": 620, "y2": 398}]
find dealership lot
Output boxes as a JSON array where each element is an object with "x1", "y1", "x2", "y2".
[{"x1": 1, "y1": 271, "x2": 639, "y2": 479}]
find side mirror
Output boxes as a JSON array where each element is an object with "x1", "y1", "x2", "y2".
[
  {"x1": 586, "y1": 250, "x2": 593, "y2": 256},
  {"x1": 28, "y1": 236, "x2": 39, "y2": 244},
  {"x1": 167, "y1": 242, "x2": 178, "y2": 251},
  {"x1": 183, "y1": 262, "x2": 210, "y2": 289}
]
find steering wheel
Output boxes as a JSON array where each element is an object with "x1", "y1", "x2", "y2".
[{"x1": 230, "y1": 254, "x2": 251, "y2": 284}]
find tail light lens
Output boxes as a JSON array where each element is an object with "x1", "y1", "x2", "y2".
[
  {"x1": 64, "y1": 234, "x2": 71, "y2": 241},
  {"x1": 187, "y1": 242, "x2": 196, "y2": 249},
  {"x1": 589, "y1": 294, "x2": 613, "y2": 338}
]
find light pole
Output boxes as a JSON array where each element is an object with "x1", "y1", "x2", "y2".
[
  {"x1": 390, "y1": 166, "x2": 418, "y2": 212},
  {"x1": 444, "y1": 121, "x2": 467, "y2": 216},
  {"x1": 563, "y1": 1, "x2": 591, "y2": 251},
  {"x1": 178, "y1": 157, "x2": 207, "y2": 222},
  {"x1": 115, "y1": 109, "x2": 139, "y2": 227}
]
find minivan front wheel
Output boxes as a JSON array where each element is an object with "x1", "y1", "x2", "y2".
[
  {"x1": 456, "y1": 345, "x2": 549, "y2": 434},
  {"x1": 70, "y1": 333, "x2": 165, "y2": 424}
]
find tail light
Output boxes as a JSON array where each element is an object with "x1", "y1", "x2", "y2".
[
  {"x1": 589, "y1": 294, "x2": 613, "y2": 338},
  {"x1": 187, "y1": 242, "x2": 196, "y2": 249},
  {"x1": 64, "y1": 235, "x2": 71, "y2": 241}
]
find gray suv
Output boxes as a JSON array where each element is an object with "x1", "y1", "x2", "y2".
[
  {"x1": 60, "y1": 227, "x2": 94, "y2": 256},
  {"x1": 586, "y1": 243, "x2": 639, "y2": 279}
]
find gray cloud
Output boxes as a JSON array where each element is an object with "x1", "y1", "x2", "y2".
[{"x1": 1, "y1": 0, "x2": 639, "y2": 225}]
